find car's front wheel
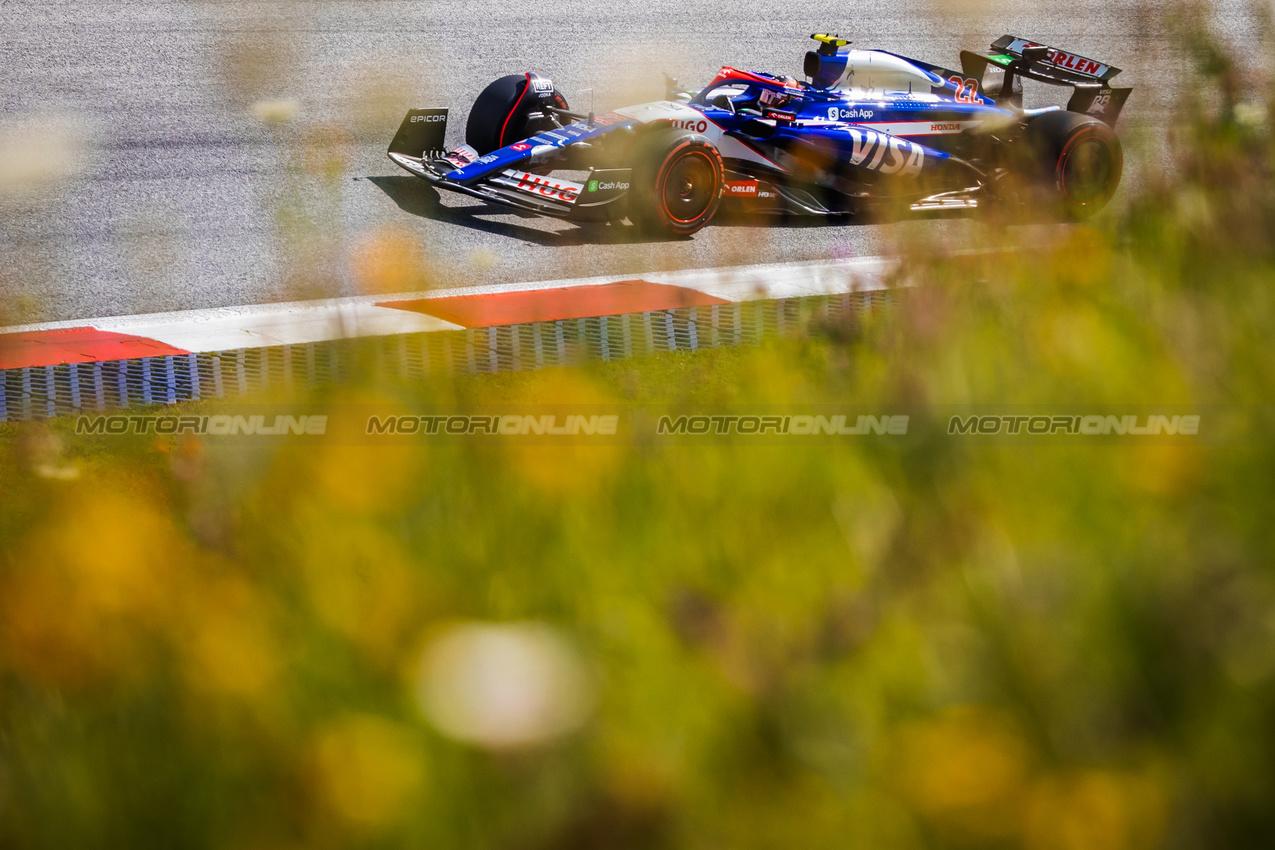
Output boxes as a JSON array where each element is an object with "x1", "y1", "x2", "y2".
[
  {"x1": 465, "y1": 74, "x2": 568, "y2": 155},
  {"x1": 626, "y1": 128, "x2": 725, "y2": 236}
]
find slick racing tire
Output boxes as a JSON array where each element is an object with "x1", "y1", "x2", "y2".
[
  {"x1": 627, "y1": 128, "x2": 725, "y2": 236},
  {"x1": 1023, "y1": 111, "x2": 1123, "y2": 220},
  {"x1": 465, "y1": 74, "x2": 568, "y2": 155}
]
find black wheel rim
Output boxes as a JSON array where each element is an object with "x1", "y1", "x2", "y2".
[{"x1": 661, "y1": 152, "x2": 716, "y2": 224}]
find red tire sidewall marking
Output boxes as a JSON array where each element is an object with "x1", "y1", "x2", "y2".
[
  {"x1": 657, "y1": 143, "x2": 721, "y2": 226},
  {"x1": 498, "y1": 73, "x2": 532, "y2": 148},
  {"x1": 1056, "y1": 127, "x2": 1122, "y2": 208}
]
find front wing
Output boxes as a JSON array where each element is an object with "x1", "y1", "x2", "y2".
[
  {"x1": 389, "y1": 152, "x2": 589, "y2": 216},
  {"x1": 387, "y1": 109, "x2": 637, "y2": 219}
]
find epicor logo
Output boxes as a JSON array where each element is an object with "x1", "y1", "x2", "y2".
[{"x1": 412, "y1": 114, "x2": 447, "y2": 123}]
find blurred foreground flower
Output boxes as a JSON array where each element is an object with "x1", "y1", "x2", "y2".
[
  {"x1": 470, "y1": 248, "x2": 498, "y2": 270},
  {"x1": 351, "y1": 226, "x2": 429, "y2": 294},
  {"x1": 2, "y1": 487, "x2": 184, "y2": 688},
  {"x1": 0, "y1": 114, "x2": 84, "y2": 198},
  {"x1": 301, "y1": 123, "x2": 353, "y2": 178},
  {"x1": 16, "y1": 428, "x2": 80, "y2": 480},
  {"x1": 892, "y1": 706, "x2": 1030, "y2": 840},
  {"x1": 251, "y1": 98, "x2": 300, "y2": 127},
  {"x1": 1232, "y1": 101, "x2": 1268, "y2": 131},
  {"x1": 416, "y1": 622, "x2": 595, "y2": 750},
  {"x1": 310, "y1": 714, "x2": 426, "y2": 831}
]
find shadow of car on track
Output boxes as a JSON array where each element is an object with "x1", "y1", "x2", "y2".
[
  {"x1": 364, "y1": 175, "x2": 658, "y2": 247},
  {"x1": 364, "y1": 174, "x2": 971, "y2": 246}
]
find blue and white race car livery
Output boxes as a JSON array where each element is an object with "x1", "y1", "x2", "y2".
[{"x1": 388, "y1": 34, "x2": 1132, "y2": 235}]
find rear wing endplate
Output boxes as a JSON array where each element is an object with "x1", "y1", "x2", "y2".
[{"x1": 960, "y1": 35, "x2": 1132, "y2": 125}]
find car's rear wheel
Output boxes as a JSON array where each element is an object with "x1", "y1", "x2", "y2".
[
  {"x1": 1022, "y1": 111, "x2": 1122, "y2": 219},
  {"x1": 627, "y1": 128, "x2": 724, "y2": 236},
  {"x1": 465, "y1": 74, "x2": 568, "y2": 155}
]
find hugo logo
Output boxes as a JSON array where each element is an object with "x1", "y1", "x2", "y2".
[
  {"x1": 667, "y1": 118, "x2": 709, "y2": 133},
  {"x1": 514, "y1": 172, "x2": 580, "y2": 203}
]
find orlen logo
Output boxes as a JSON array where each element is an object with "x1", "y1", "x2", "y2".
[
  {"x1": 412, "y1": 114, "x2": 446, "y2": 123},
  {"x1": 1008, "y1": 39, "x2": 1108, "y2": 77},
  {"x1": 1046, "y1": 49, "x2": 1106, "y2": 76},
  {"x1": 725, "y1": 180, "x2": 759, "y2": 196},
  {"x1": 847, "y1": 129, "x2": 925, "y2": 178},
  {"x1": 666, "y1": 118, "x2": 709, "y2": 133}
]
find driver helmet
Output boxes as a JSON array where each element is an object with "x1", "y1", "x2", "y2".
[{"x1": 758, "y1": 79, "x2": 798, "y2": 110}]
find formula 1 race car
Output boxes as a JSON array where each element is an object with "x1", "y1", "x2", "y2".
[{"x1": 387, "y1": 34, "x2": 1131, "y2": 235}]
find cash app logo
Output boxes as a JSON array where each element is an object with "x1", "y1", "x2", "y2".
[{"x1": 587, "y1": 180, "x2": 599, "y2": 192}]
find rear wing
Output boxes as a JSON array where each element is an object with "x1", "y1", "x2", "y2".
[{"x1": 960, "y1": 35, "x2": 1132, "y2": 125}]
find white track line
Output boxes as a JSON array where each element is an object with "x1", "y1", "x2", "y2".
[{"x1": 1, "y1": 256, "x2": 899, "y2": 357}]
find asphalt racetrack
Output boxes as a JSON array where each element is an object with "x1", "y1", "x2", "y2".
[{"x1": 0, "y1": 0, "x2": 1267, "y2": 322}]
